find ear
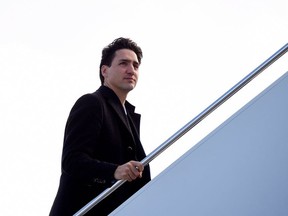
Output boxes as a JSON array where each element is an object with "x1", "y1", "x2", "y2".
[{"x1": 101, "y1": 65, "x2": 109, "y2": 78}]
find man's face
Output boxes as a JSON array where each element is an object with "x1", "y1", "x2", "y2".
[{"x1": 101, "y1": 49, "x2": 140, "y2": 95}]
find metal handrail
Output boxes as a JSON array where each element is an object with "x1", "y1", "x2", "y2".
[{"x1": 74, "y1": 43, "x2": 288, "y2": 216}]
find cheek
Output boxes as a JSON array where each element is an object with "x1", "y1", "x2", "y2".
[{"x1": 135, "y1": 71, "x2": 139, "y2": 79}]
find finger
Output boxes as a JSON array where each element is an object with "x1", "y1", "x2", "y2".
[
  {"x1": 127, "y1": 172, "x2": 136, "y2": 181},
  {"x1": 126, "y1": 174, "x2": 132, "y2": 182},
  {"x1": 134, "y1": 166, "x2": 143, "y2": 178},
  {"x1": 122, "y1": 162, "x2": 143, "y2": 181},
  {"x1": 131, "y1": 161, "x2": 144, "y2": 172}
]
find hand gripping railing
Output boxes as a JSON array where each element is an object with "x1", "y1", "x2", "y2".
[{"x1": 74, "y1": 43, "x2": 288, "y2": 216}]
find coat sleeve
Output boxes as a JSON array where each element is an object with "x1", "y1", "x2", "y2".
[{"x1": 61, "y1": 94, "x2": 118, "y2": 185}]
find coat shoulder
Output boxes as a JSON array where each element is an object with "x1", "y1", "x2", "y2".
[{"x1": 71, "y1": 91, "x2": 104, "y2": 110}]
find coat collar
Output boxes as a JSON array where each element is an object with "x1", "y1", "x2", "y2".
[
  {"x1": 97, "y1": 85, "x2": 136, "y2": 112},
  {"x1": 96, "y1": 85, "x2": 140, "y2": 135}
]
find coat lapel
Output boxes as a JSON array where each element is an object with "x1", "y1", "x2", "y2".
[{"x1": 98, "y1": 86, "x2": 140, "y2": 143}]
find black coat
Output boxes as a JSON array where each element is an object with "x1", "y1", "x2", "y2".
[{"x1": 50, "y1": 86, "x2": 151, "y2": 216}]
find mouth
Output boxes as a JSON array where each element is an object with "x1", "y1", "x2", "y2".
[{"x1": 124, "y1": 77, "x2": 136, "y2": 82}]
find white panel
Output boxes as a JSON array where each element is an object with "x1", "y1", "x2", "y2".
[{"x1": 110, "y1": 72, "x2": 288, "y2": 216}]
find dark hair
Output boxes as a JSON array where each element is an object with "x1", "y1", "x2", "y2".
[{"x1": 99, "y1": 37, "x2": 143, "y2": 84}]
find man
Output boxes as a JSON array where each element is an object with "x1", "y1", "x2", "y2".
[{"x1": 49, "y1": 37, "x2": 151, "y2": 215}]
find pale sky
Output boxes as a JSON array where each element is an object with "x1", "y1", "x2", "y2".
[{"x1": 0, "y1": 0, "x2": 287, "y2": 215}]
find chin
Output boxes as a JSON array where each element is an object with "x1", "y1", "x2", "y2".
[
  {"x1": 126, "y1": 86, "x2": 135, "y2": 92},
  {"x1": 125, "y1": 83, "x2": 136, "y2": 90}
]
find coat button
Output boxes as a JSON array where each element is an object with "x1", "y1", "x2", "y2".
[{"x1": 128, "y1": 146, "x2": 133, "y2": 151}]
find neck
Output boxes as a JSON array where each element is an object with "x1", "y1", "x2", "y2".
[
  {"x1": 117, "y1": 93, "x2": 127, "y2": 106},
  {"x1": 104, "y1": 84, "x2": 128, "y2": 106}
]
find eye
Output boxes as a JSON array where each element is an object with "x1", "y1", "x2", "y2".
[
  {"x1": 119, "y1": 61, "x2": 127, "y2": 66},
  {"x1": 133, "y1": 63, "x2": 139, "y2": 70}
]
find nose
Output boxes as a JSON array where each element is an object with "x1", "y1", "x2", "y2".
[{"x1": 127, "y1": 63, "x2": 136, "y2": 74}]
